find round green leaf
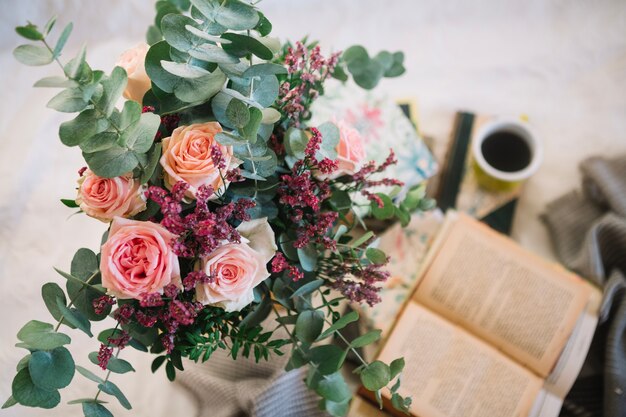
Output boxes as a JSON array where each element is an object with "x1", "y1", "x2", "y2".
[
  {"x1": 370, "y1": 193, "x2": 395, "y2": 220},
  {"x1": 295, "y1": 310, "x2": 324, "y2": 344},
  {"x1": 316, "y1": 372, "x2": 351, "y2": 403},
  {"x1": 17, "y1": 320, "x2": 71, "y2": 351},
  {"x1": 350, "y1": 329, "x2": 382, "y2": 348},
  {"x1": 309, "y1": 345, "x2": 347, "y2": 375},
  {"x1": 41, "y1": 282, "x2": 68, "y2": 324},
  {"x1": 226, "y1": 98, "x2": 250, "y2": 128},
  {"x1": 297, "y1": 244, "x2": 318, "y2": 272},
  {"x1": 82, "y1": 402, "x2": 114, "y2": 417},
  {"x1": 29, "y1": 347, "x2": 75, "y2": 391},
  {"x1": 11, "y1": 368, "x2": 60, "y2": 409},
  {"x1": 13, "y1": 44, "x2": 53, "y2": 66},
  {"x1": 365, "y1": 248, "x2": 387, "y2": 265},
  {"x1": 360, "y1": 360, "x2": 391, "y2": 391},
  {"x1": 15, "y1": 25, "x2": 44, "y2": 41}
]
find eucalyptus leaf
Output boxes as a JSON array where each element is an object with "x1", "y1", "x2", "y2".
[
  {"x1": 161, "y1": 13, "x2": 202, "y2": 52},
  {"x1": 317, "y1": 311, "x2": 359, "y2": 341},
  {"x1": 365, "y1": 248, "x2": 387, "y2": 265},
  {"x1": 34, "y1": 76, "x2": 78, "y2": 88},
  {"x1": 55, "y1": 298, "x2": 93, "y2": 337},
  {"x1": 13, "y1": 44, "x2": 53, "y2": 66},
  {"x1": 185, "y1": 25, "x2": 230, "y2": 43},
  {"x1": 66, "y1": 45, "x2": 86, "y2": 79},
  {"x1": 161, "y1": 60, "x2": 211, "y2": 78},
  {"x1": 297, "y1": 244, "x2": 318, "y2": 272},
  {"x1": 242, "y1": 63, "x2": 287, "y2": 78},
  {"x1": 140, "y1": 143, "x2": 162, "y2": 184},
  {"x1": 28, "y1": 347, "x2": 75, "y2": 391},
  {"x1": 295, "y1": 310, "x2": 324, "y2": 344},
  {"x1": 58, "y1": 109, "x2": 109, "y2": 147},
  {"x1": 173, "y1": 68, "x2": 226, "y2": 103},
  {"x1": 83, "y1": 146, "x2": 139, "y2": 178},
  {"x1": 41, "y1": 282, "x2": 70, "y2": 324},
  {"x1": 1, "y1": 395, "x2": 17, "y2": 409},
  {"x1": 188, "y1": 43, "x2": 239, "y2": 64},
  {"x1": 250, "y1": 74, "x2": 279, "y2": 107},
  {"x1": 309, "y1": 345, "x2": 347, "y2": 375},
  {"x1": 226, "y1": 98, "x2": 250, "y2": 128},
  {"x1": 53, "y1": 22, "x2": 73, "y2": 58},
  {"x1": 359, "y1": 361, "x2": 391, "y2": 391},
  {"x1": 82, "y1": 402, "x2": 114, "y2": 417},
  {"x1": 349, "y1": 329, "x2": 381, "y2": 348},
  {"x1": 120, "y1": 112, "x2": 160, "y2": 153},
  {"x1": 315, "y1": 372, "x2": 351, "y2": 403},
  {"x1": 11, "y1": 368, "x2": 60, "y2": 409},
  {"x1": 242, "y1": 107, "x2": 263, "y2": 140},
  {"x1": 75, "y1": 365, "x2": 105, "y2": 384},
  {"x1": 254, "y1": 12, "x2": 272, "y2": 36},
  {"x1": 17, "y1": 320, "x2": 71, "y2": 351},
  {"x1": 191, "y1": 0, "x2": 259, "y2": 31},
  {"x1": 221, "y1": 33, "x2": 273, "y2": 60},
  {"x1": 389, "y1": 357, "x2": 405, "y2": 380},
  {"x1": 99, "y1": 66, "x2": 127, "y2": 117},
  {"x1": 47, "y1": 88, "x2": 88, "y2": 113},
  {"x1": 87, "y1": 352, "x2": 135, "y2": 374},
  {"x1": 261, "y1": 107, "x2": 281, "y2": 124},
  {"x1": 98, "y1": 380, "x2": 131, "y2": 410},
  {"x1": 80, "y1": 131, "x2": 119, "y2": 153},
  {"x1": 15, "y1": 24, "x2": 43, "y2": 41}
]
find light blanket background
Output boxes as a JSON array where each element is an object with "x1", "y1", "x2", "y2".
[{"x1": 1, "y1": 1, "x2": 625, "y2": 415}]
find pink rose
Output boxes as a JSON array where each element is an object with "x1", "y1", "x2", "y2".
[
  {"x1": 160, "y1": 122, "x2": 240, "y2": 200},
  {"x1": 76, "y1": 170, "x2": 146, "y2": 222},
  {"x1": 115, "y1": 43, "x2": 151, "y2": 104},
  {"x1": 100, "y1": 217, "x2": 181, "y2": 300},
  {"x1": 196, "y1": 218, "x2": 277, "y2": 312},
  {"x1": 318, "y1": 120, "x2": 367, "y2": 180}
]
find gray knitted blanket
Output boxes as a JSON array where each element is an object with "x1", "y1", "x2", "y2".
[
  {"x1": 176, "y1": 325, "x2": 328, "y2": 417},
  {"x1": 543, "y1": 155, "x2": 626, "y2": 417}
]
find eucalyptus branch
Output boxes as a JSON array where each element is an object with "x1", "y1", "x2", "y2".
[
  {"x1": 54, "y1": 269, "x2": 100, "y2": 332},
  {"x1": 40, "y1": 39, "x2": 123, "y2": 135}
]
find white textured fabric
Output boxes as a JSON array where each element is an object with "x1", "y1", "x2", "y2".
[{"x1": 1, "y1": 1, "x2": 626, "y2": 416}]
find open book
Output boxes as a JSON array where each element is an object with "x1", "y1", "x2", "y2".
[{"x1": 358, "y1": 211, "x2": 601, "y2": 417}]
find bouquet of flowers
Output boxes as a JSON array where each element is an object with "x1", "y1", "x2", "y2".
[{"x1": 5, "y1": 1, "x2": 432, "y2": 416}]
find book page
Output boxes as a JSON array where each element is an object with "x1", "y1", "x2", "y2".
[
  {"x1": 543, "y1": 286, "x2": 601, "y2": 397},
  {"x1": 376, "y1": 303, "x2": 542, "y2": 417},
  {"x1": 413, "y1": 213, "x2": 590, "y2": 377}
]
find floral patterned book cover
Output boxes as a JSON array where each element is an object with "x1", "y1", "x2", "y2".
[{"x1": 311, "y1": 80, "x2": 438, "y2": 199}]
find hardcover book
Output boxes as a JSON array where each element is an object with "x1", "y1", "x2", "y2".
[{"x1": 359, "y1": 211, "x2": 601, "y2": 417}]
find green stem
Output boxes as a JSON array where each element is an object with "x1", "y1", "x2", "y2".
[
  {"x1": 54, "y1": 269, "x2": 100, "y2": 332},
  {"x1": 41, "y1": 39, "x2": 123, "y2": 135},
  {"x1": 94, "y1": 348, "x2": 119, "y2": 401}
]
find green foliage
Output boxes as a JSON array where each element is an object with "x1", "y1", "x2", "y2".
[
  {"x1": 82, "y1": 402, "x2": 114, "y2": 417},
  {"x1": 13, "y1": 45, "x2": 53, "y2": 66},
  {"x1": 317, "y1": 310, "x2": 359, "y2": 341},
  {"x1": 98, "y1": 380, "x2": 132, "y2": 410},
  {"x1": 28, "y1": 347, "x2": 75, "y2": 391},
  {"x1": 11, "y1": 368, "x2": 60, "y2": 409},
  {"x1": 66, "y1": 248, "x2": 109, "y2": 321},
  {"x1": 295, "y1": 310, "x2": 324, "y2": 344},
  {"x1": 358, "y1": 360, "x2": 390, "y2": 391},
  {"x1": 339, "y1": 45, "x2": 405, "y2": 89},
  {"x1": 17, "y1": 321, "x2": 71, "y2": 351}
]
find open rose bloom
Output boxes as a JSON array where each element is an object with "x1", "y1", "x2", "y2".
[
  {"x1": 161, "y1": 122, "x2": 241, "y2": 200},
  {"x1": 101, "y1": 217, "x2": 181, "y2": 299},
  {"x1": 196, "y1": 218, "x2": 277, "y2": 312},
  {"x1": 115, "y1": 43, "x2": 151, "y2": 104},
  {"x1": 77, "y1": 170, "x2": 146, "y2": 222}
]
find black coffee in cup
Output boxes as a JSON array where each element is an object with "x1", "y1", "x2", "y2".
[{"x1": 480, "y1": 131, "x2": 532, "y2": 173}]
